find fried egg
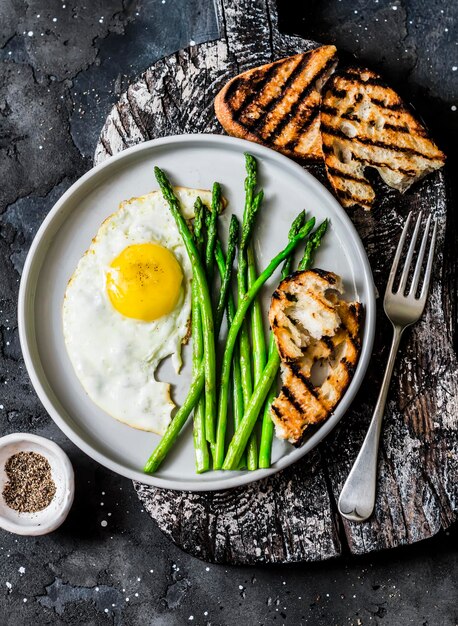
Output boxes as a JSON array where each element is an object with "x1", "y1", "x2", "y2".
[{"x1": 62, "y1": 187, "x2": 213, "y2": 434}]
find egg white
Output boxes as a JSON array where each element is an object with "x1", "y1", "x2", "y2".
[{"x1": 62, "y1": 187, "x2": 213, "y2": 435}]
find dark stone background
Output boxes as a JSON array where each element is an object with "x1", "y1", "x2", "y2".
[{"x1": 0, "y1": 0, "x2": 456, "y2": 624}]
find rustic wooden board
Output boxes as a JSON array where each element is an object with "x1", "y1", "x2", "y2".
[{"x1": 94, "y1": 0, "x2": 458, "y2": 563}]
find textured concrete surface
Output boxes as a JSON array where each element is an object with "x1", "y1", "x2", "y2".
[{"x1": 0, "y1": 0, "x2": 457, "y2": 624}]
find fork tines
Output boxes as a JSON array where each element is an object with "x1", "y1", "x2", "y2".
[{"x1": 386, "y1": 211, "x2": 437, "y2": 301}]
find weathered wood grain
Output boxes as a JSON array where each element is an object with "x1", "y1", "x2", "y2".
[
  {"x1": 94, "y1": 0, "x2": 458, "y2": 563},
  {"x1": 135, "y1": 450, "x2": 341, "y2": 564}
]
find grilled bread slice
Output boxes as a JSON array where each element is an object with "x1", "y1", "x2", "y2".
[
  {"x1": 321, "y1": 66, "x2": 446, "y2": 210},
  {"x1": 215, "y1": 46, "x2": 338, "y2": 161},
  {"x1": 269, "y1": 269, "x2": 362, "y2": 445}
]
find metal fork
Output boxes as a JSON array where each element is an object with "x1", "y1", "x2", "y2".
[{"x1": 338, "y1": 211, "x2": 437, "y2": 523}]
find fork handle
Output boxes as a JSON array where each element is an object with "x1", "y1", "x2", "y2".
[{"x1": 338, "y1": 325, "x2": 403, "y2": 522}]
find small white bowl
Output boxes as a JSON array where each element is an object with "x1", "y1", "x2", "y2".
[{"x1": 0, "y1": 433, "x2": 74, "y2": 535}]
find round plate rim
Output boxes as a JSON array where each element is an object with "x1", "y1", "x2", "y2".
[{"x1": 18, "y1": 133, "x2": 376, "y2": 492}]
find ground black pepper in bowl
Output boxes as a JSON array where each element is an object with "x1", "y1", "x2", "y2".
[{"x1": 2, "y1": 451, "x2": 56, "y2": 513}]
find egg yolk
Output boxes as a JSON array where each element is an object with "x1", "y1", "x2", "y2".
[{"x1": 106, "y1": 243, "x2": 183, "y2": 321}]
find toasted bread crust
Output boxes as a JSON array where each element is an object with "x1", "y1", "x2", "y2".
[
  {"x1": 215, "y1": 46, "x2": 338, "y2": 161},
  {"x1": 321, "y1": 66, "x2": 446, "y2": 210},
  {"x1": 269, "y1": 269, "x2": 362, "y2": 445}
]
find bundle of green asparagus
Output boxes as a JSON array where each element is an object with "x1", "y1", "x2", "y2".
[{"x1": 144, "y1": 155, "x2": 327, "y2": 475}]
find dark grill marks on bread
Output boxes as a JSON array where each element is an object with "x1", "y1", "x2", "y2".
[
  {"x1": 268, "y1": 269, "x2": 362, "y2": 445},
  {"x1": 320, "y1": 66, "x2": 446, "y2": 210},
  {"x1": 326, "y1": 166, "x2": 369, "y2": 185},
  {"x1": 225, "y1": 63, "x2": 281, "y2": 116},
  {"x1": 236, "y1": 53, "x2": 316, "y2": 130},
  {"x1": 214, "y1": 46, "x2": 338, "y2": 161},
  {"x1": 251, "y1": 55, "x2": 338, "y2": 144},
  {"x1": 321, "y1": 123, "x2": 436, "y2": 160},
  {"x1": 370, "y1": 98, "x2": 403, "y2": 112}
]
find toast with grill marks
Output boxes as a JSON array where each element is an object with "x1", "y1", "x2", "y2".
[
  {"x1": 321, "y1": 66, "x2": 446, "y2": 210},
  {"x1": 269, "y1": 269, "x2": 362, "y2": 446},
  {"x1": 214, "y1": 46, "x2": 338, "y2": 161}
]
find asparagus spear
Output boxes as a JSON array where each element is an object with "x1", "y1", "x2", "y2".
[
  {"x1": 298, "y1": 219, "x2": 328, "y2": 270},
  {"x1": 238, "y1": 155, "x2": 264, "y2": 470},
  {"x1": 215, "y1": 216, "x2": 239, "y2": 335},
  {"x1": 205, "y1": 183, "x2": 222, "y2": 280},
  {"x1": 198, "y1": 186, "x2": 224, "y2": 447},
  {"x1": 213, "y1": 216, "x2": 316, "y2": 469},
  {"x1": 190, "y1": 198, "x2": 210, "y2": 473},
  {"x1": 193, "y1": 196, "x2": 205, "y2": 254},
  {"x1": 240, "y1": 191, "x2": 264, "y2": 250},
  {"x1": 247, "y1": 246, "x2": 267, "y2": 383},
  {"x1": 237, "y1": 166, "x2": 263, "y2": 470},
  {"x1": 282, "y1": 211, "x2": 307, "y2": 275},
  {"x1": 245, "y1": 244, "x2": 264, "y2": 470},
  {"x1": 243, "y1": 153, "x2": 257, "y2": 220},
  {"x1": 154, "y1": 167, "x2": 217, "y2": 444},
  {"x1": 214, "y1": 239, "x2": 246, "y2": 469},
  {"x1": 258, "y1": 379, "x2": 277, "y2": 469},
  {"x1": 258, "y1": 211, "x2": 306, "y2": 469},
  {"x1": 191, "y1": 282, "x2": 210, "y2": 473}
]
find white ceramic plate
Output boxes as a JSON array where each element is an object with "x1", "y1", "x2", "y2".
[{"x1": 19, "y1": 134, "x2": 375, "y2": 491}]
